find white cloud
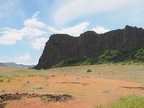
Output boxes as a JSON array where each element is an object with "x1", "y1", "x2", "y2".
[
  {"x1": 0, "y1": 28, "x2": 23, "y2": 45},
  {"x1": 24, "y1": 11, "x2": 45, "y2": 28},
  {"x1": 0, "y1": 11, "x2": 47, "y2": 45},
  {"x1": 48, "y1": 22, "x2": 110, "y2": 36},
  {"x1": 14, "y1": 53, "x2": 37, "y2": 65},
  {"x1": 53, "y1": 0, "x2": 138, "y2": 26},
  {"x1": 16, "y1": 53, "x2": 31, "y2": 61},
  {"x1": 0, "y1": 53, "x2": 35, "y2": 65},
  {"x1": 32, "y1": 38, "x2": 49, "y2": 50},
  {"x1": 92, "y1": 26, "x2": 110, "y2": 34},
  {"x1": 48, "y1": 22, "x2": 89, "y2": 36}
]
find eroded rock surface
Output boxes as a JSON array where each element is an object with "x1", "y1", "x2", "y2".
[
  {"x1": 0, "y1": 93, "x2": 73, "y2": 108},
  {"x1": 34, "y1": 25, "x2": 144, "y2": 69}
]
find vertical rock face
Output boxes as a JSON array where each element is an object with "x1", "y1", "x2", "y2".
[
  {"x1": 34, "y1": 25, "x2": 144, "y2": 69},
  {"x1": 78, "y1": 31, "x2": 99, "y2": 56},
  {"x1": 36, "y1": 34, "x2": 78, "y2": 69},
  {"x1": 123, "y1": 25, "x2": 144, "y2": 48}
]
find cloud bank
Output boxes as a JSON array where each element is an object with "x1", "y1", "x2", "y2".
[
  {"x1": 0, "y1": 53, "x2": 35, "y2": 65},
  {"x1": 48, "y1": 22, "x2": 110, "y2": 36},
  {"x1": 0, "y1": 12, "x2": 47, "y2": 45},
  {"x1": 0, "y1": 12, "x2": 110, "y2": 51},
  {"x1": 53, "y1": 0, "x2": 138, "y2": 26},
  {"x1": 92, "y1": 26, "x2": 110, "y2": 34},
  {"x1": 48, "y1": 22, "x2": 89, "y2": 36},
  {"x1": 32, "y1": 38, "x2": 48, "y2": 50},
  {"x1": 15, "y1": 53, "x2": 31, "y2": 61}
]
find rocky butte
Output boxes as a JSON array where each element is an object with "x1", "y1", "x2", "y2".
[{"x1": 34, "y1": 25, "x2": 144, "y2": 69}]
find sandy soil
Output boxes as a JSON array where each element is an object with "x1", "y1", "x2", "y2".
[{"x1": 0, "y1": 65, "x2": 144, "y2": 108}]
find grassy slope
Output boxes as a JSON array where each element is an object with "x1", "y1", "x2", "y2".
[
  {"x1": 51, "y1": 64, "x2": 144, "y2": 82},
  {"x1": 52, "y1": 48, "x2": 144, "y2": 68}
]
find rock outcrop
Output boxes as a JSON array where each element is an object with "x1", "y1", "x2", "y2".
[
  {"x1": 34, "y1": 25, "x2": 144, "y2": 69},
  {"x1": 0, "y1": 93, "x2": 73, "y2": 107}
]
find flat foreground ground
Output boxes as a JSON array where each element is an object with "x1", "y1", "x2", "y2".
[{"x1": 0, "y1": 64, "x2": 144, "y2": 108}]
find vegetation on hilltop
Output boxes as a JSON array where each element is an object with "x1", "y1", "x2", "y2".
[
  {"x1": 35, "y1": 25, "x2": 144, "y2": 69},
  {"x1": 52, "y1": 56, "x2": 91, "y2": 68},
  {"x1": 52, "y1": 48, "x2": 144, "y2": 68},
  {"x1": 97, "y1": 48, "x2": 144, "y2": 64}
]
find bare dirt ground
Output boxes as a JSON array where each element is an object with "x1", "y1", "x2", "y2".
[{"x1": 0, "y1": 64, "x2": 144, "y2": 108}]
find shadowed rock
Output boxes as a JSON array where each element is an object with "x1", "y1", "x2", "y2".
[
  {"x1": 34, "y1": 25, "x2": 144, "y2": 69},
  {"x1": 0, "y1": 93, "x2": 73, "y2": 107}
]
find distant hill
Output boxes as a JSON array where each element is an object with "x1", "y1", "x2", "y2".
[
  {"x1": 34, "y1": 25, "x2": 144, "y2": 69},
  {"x1": 0, "y1": 62, "x2": 35, "y2": 68}
]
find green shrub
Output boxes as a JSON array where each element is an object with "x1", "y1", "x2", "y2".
[
  {"x1": 0, "y1": 78, "x2": 4, "y2": 82},
  {"x1": 41, "y1": 96, "x2": 48, "y2": 102},
  {"x1": 51, "y1": 75, "x2": 56, "y2": 77},
  {"x1": 33, "y1": 85, "x2": 43, "y2": 89},
  {"x1": 1, "y1": 87, "x2": 6, "y2": 92},
  {"x1": 7, "y1": 79, "x2": 11, "y2": 82},
  {"x1": 98, "y1": 50, "x2": 120, "y2": 64},
  {"x1": 134, "y1": 48, "x2": 144, "y2": 61},
  {"x1": 52, "y1": 48, "x2": 144, "y2": 68},
  {"x1": 95, "y1": 95, "x2": 144, "y2": 108},
  {"x1": 87, "y1": 69, "x2": 92, "y2": 72},
  {"x1": 23, "y1": 81, "x2": 30, "y2": 86},
  {"x1": 52, "y1": 61, "x2": 65, "y2": 68},
  {"x1": 52, "y1": 56, "x2": 91, "y2": 68},
  {"x1": 97, "y1": 48, "x2": 144, "y2": 64}
]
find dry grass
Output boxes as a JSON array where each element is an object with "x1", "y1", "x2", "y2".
[
  {"x1": 0, "y1": 64, "x2": 144, "y2": 108},
  {"x1": 50, "y1": 64, "x2": 144, "y2": 82}
]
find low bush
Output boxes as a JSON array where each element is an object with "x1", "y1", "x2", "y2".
[
  {"x1": 87, "y1": 69, "x2": 92, "y2": 72},
  {"x1": 52, "y1": 48, "x2": 144, "y2": 68},
  {"x1": 97, "y1": 48, "x2": 144, "y2": 64},
  {"x1": 95, "y1": 95, "x2": 144, "y2": 108},
  {"x1": 33, "y1": 85, "x2": 43, "y2": 90},
  {"x1": 52, "y1": 56, "x2": 91, "y2": 68},
  {"x1": 0, "y1": 78, "x2": 4, "y2": 82}
]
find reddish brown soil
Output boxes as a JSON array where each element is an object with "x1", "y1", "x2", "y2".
[{"x1": 0, "y1": 65, "x2": 144, "y2": 108}]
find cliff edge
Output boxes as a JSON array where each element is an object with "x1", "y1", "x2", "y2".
[{"x1": 34, "y1": 25, "x2": 144, "y2": 69}]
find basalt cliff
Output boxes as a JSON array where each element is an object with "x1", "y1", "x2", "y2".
[{"x1": 34, "y1": 25, "x2": 144, "y2": 69}]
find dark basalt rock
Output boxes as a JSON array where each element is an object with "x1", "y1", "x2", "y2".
[
  {"x1": 0, "y1": 93, "x2": 73, "y2": 107},
  {"x1": 35, "y1": 34, "x2": 78, "y2": 69},
  {"x1": 34, "y1": 25, "x2": 144, "y2": 69}
]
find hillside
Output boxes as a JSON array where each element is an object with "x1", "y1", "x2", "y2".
[
  {"x1": 34, "y1": 25, "x2": 144, "y2": 69},
  {"x1": 0, "y1": 62, "x2": 34, "y2": 68}
]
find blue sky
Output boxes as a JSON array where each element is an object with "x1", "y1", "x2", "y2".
[{"x1": 0, "y1": 0, "x2": 144, "y2": 65}]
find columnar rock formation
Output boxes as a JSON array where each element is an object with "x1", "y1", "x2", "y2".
[{"x1": 34, "y1": 25, "x2": 144, "y2": 69}]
